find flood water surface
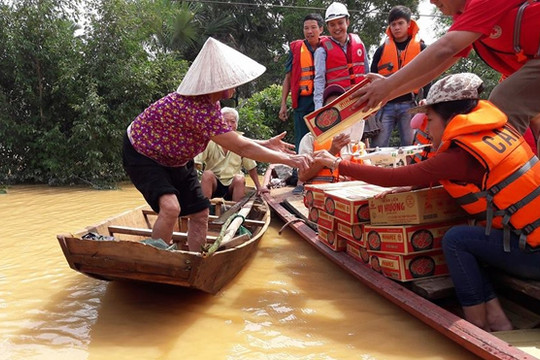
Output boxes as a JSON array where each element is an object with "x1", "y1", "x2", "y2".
[{"x1": 0, "y1": 185, "x2": 478, "y2": 360}]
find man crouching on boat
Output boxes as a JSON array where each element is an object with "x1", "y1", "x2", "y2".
[
  {"x1": 122, "y1": 37, "x2": 312, "y2": 252},
  {"x1": 314, "y1": 73, "x2": 540, "y2": 331}
]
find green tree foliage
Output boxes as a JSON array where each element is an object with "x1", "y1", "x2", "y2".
[{"x1": 0, "y1": 0, "x2": 502, "y2": 187}]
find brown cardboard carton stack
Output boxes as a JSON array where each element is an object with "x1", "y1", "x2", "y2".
[
  {"x1": 366, "y1": 186, "x2": 468, "y2": 281},
  {"x1": 303, "y1": 181, "x2": 390, "y2": 256}
]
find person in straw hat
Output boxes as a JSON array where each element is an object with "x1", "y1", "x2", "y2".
[
  {"x1": 314, "y1": 73, "x2": 540, "y2": 331},
  {"x1": 123, "y1": 37, "x2": 312, "y2": 252}
]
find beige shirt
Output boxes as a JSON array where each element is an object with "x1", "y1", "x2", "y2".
[{"x1": 194, "y1": 140, "x2": 257, "y2": 186}]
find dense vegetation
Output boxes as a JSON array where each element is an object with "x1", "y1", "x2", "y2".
[{"x1": 0, "y1": 0, "x2": 497, "y2": 188}]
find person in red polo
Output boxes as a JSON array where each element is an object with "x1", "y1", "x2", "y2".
[{"x1": 351, "y1": 0, "x2": 540, "y2": 155}]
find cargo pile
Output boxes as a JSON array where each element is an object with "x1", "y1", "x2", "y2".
[{"x1": 304, "y1": 183, "x2": 468, "y2": 281}]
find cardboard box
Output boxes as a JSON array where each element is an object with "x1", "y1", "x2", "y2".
[
  {"x1": 304, "y1": 77, "x2": 381, "y2": 143},
  {"x1": 346, "y1": 240, "x2": 370, "y2": 264},
  {"x1": 336, "y1": 221, "x2": 364, "y2": 246},
  {"x1": 368, "y1": 186, "x2": 467, "y2": 225},
  {"x1": 364, "y1": 221, "x2": 465, "y2": 254},
  {"x1": 318, "y1": 228, "x2": 346, "y2": 252},
  {"x1": 304, "y1": 181, "x2": 367, "y2": 209},
  {"x1": 316, "y1": 208, "x2": 335, "y2": 231},
  {"x1": 324, "y1": 183, "x2": 390, "y2": 224},
  {"x1": 368, "y1": 250, "x2": 448, "y2": 282}
]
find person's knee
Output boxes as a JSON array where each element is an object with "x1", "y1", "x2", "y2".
[
  {"x1": 230, "y1": 174, "x2": 245, "y2": 187},
  {"x1": 158, "y1": 194, "x2": 181, "y2": 218},
  {"x1": 201, "y1": 170, "x2": 216, "y2": 185}
]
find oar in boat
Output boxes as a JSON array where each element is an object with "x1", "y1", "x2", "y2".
[{"x1": 203, "y1": 193, "x2": 256, "y2": 256}]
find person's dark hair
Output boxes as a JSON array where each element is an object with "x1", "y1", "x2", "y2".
[
  {"x1": 304, "y1": 13, "x2": 324, "y2": 28},
  {"x1": 388, "y1": 5, "x2": 412, "y2": 24},
  {"x1": 430, "y1": 100, "x2": 478, "y2": 122}
]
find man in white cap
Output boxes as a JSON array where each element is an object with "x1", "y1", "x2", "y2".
[
  {"x1": 123, "y1": 37, "x2": 312, "y2": 251},
  {"x1": 313, "y1": 2, "x2": 369, "y2": 110}
]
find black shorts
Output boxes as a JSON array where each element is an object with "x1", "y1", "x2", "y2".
[
  {"x1": 122, "y1": 133, "x2": 210, "y2": 215},
  {"x1": 213, "y1": 177, "x2": 232, "y2": 200}
]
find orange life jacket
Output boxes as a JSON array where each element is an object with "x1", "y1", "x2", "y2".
[
  {"x1": 377, "y1": 20, "x2": 422, "y2": 76},
  {"x1": 306, "y1": 138, "x2": 340, "y2": 184},
  {"x1": 473, "y1": 0, "x2": 540, "y2": 77},
  {"x1": 378, "y1": 20, "x2": 422, "y2": 95},
  {"x1": 290, "y1": 40, "x2": 316, "y2": 109},
  {"x1": 438, "y1": 101, "x2": 540, "y2": 250},
  {"x1": 321, "y1": 34, "x2": 367, "y2": 90}
]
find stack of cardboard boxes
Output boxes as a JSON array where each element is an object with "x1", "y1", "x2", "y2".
[
  {"x1": 304, "y1": 183, "x2": 469, "y2": 282},
  {"x1": 305, "y1": 181, "x2": 392, "y2": 258}
]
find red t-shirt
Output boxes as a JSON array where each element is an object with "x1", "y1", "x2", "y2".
[
  {"x1": 339, "y1": 147, "x2": 485, "y2": 189},
  {"x1": 449, "y1": 0, "x2": 531, "y2": 76}
]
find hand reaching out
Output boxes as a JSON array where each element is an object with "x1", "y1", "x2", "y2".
[
  {"x1": 313, "y1": 150, "x2": 338, "y2": 169},
  {"x1": 263, "y1": 131, "x2": 296, "y2": 154},
  {"x1": 329, "y1": 133, "x2": 351, "y2": 155},
  {"x1": 350, "y1": 73, "x2": 389, "y2": 111}
]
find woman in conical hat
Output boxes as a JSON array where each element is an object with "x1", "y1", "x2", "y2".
[
  {"x1": 123, "y1": 37, "x2": 312, "y2": 251},
  {"x1": 315, "y1": 73, "x2": 540, "y2": 331}
]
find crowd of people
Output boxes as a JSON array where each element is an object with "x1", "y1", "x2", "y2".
[{"x1": 123, "y1": 1, "x2": 539, "y2": 332}]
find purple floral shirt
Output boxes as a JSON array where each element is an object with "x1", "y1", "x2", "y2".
[{"x1": 128, "y1": 92, "x2": 231, "y2": 167}]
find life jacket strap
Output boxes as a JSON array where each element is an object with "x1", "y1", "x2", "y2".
[
  {"x1": 485, "y1": 194, "x2": 495, "y2": 235},
  {"x1": 488, "y1": 157, "x2": 538, "y2": 196},
  {"x1": 503, "y1": 225, "x2": 512, "y2": 252}
]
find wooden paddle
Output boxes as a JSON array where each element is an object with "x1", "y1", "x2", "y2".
[
  {"x1": 204, "y1": 195, "x2": 256, "y2": 256},
  {"x1": 211, "y1": 191, "x2": 255, "y2": 225}
]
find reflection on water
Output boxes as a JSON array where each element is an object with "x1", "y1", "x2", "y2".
[{"x1": 0, "y1": 185, "x2": 478, "y2": 360}]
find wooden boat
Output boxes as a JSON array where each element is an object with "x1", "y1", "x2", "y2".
[
  {"x1": 262, "y1": 165, "x2": 540, "y2": 360},
  {"x1": 57, "y1": 195, "x2": 270, "y2": 294}
]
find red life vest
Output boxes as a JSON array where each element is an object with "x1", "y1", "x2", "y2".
[
  {"x1": 321, "y1": 34, "x2": 367, "y2": 90},
  {"x1": 473, "y1": 0, "x2": 540, "y2": 77},
  {"x1": 290, "y1": 40, "x2": 316, "y2": 109},
  {"x1": 306, "y1": 138, "x2": 340, "y2": 184},
  {"x1": 438, "y1": 101, "x2": 540, "y2": 250}
]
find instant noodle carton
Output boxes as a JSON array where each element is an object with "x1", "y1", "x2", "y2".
[
  {"x1": 368, "y1": 250, "x2": 448, "y2": 282},
  {"x1": 324, "y1": 183, "x2": 391, "y2": 224},
  {"x1": 309, "y1": 207, "x2": 335, "y2": 231},
  {"x1": 336, "y1": 220, "x2": 365, "y2": 246},
  {"x1": 318, "y1": 227, "x2": 346, "y2": 252},
  {"x1": 364, "y1": 220, "x2": 466, "y2": 254},
  {"x1": 304, "y1": 77, "x2": 381, "y2": 143},
  {"x1": 346, "y1": 240, "x2": 370, "y2": 265},
  {"x1": 368, "y1": 186, "x2": 467, "y2": 225},
  {"x1": 304, "y1": 181, "x2": 366, "y2": 210}
]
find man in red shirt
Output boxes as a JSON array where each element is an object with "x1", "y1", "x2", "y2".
[{"x1": 351, "y1": 0, "x2": 540, "y2": 155}]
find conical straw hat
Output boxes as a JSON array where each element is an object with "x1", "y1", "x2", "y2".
[{"x1": 176, "y1": 37, "x2": 266, "y2": 96}]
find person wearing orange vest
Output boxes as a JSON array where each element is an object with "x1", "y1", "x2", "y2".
[
  {"x1": 279, "y1": 13, "x2": 325, "y2": 153},
  {"x1": 369, "y1": 6, "x2": 429, "y2": 147},
  {"x1": 298, "y1": 85, "x2": 353, "y2": 186},
  {"x1": 314, "y1": 73, "x2": 540, "y2": 332},
  {"x1": 350, "y1": 0, "x2": 540, "y2": 156},
  {"x1": 313, "y1": 2, "x2": 369, "y2": 110}
]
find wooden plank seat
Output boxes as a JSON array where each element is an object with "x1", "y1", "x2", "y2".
[
  {"x1": 492, "y1": 272, "x2": 540, "y2": 301},
  {"x1": 107, "y1": 225, "x2": 217, "y2": 242},
  {"x1": 141, "y1": 209, "x2": 266, "y2": 226}
]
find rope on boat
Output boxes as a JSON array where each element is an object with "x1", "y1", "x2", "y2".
[
  {"x1": 202, "y1": 213, "x2": 246, "y2": 257},
  {"x1": 279, "y1": 218, "x2": 306, "y2": 235}
]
